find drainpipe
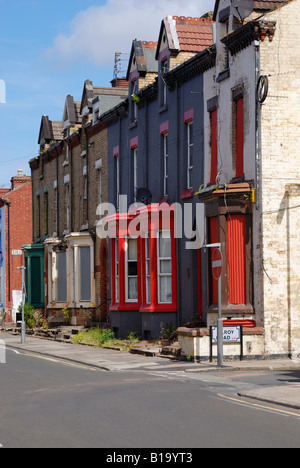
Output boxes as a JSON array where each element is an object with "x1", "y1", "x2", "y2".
[
  {"x1": 176, "y1": 81, "x2": 181, "y2": 329},
  {"x1": 85, "y1": 125, "x2": 89, "y2": 226},
  {"x1": 55, "y1": 145, "x2": 60, "y2": 236},
  {"x1": 70, "y1": 137, "x2": 74, "y2": 233}
]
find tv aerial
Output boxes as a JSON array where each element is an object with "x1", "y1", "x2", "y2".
[{"x1": 231, "y1": 0, "x2": 254, "y2": 24}]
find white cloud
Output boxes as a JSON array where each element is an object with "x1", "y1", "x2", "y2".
[{"x1": 47, "y1": 0, "x2": 214, "y2": 68}]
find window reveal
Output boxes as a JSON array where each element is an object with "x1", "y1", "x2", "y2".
[
  {"x1": 210, "y1": 109, "x2": 218, "y2": 185},
  {"x1": 56, "y1": 251, "x2": 67, "y2": 303},
  {"x1": 187, "y1": 123, "x2": 194, "y2": 189},
  {"x1": 80, "y1": 246, "x2": 91, "y2": 302},
  {"x1": 236, "y1": 97, "x2": 244, "y2": 178},
  {"x1": 163, "y1": 133, "x2": 169, "y2": 197}
]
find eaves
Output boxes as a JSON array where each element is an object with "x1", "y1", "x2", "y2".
[
  {"x1": 164, "y1": 45, "x2": 217, "y2": 90},
  {"x1": 222, "y1": 20, "x2": 277, "y2": 56},
  {"x1": 100, "y1": 99, "x2": 129, "y2": 127}
]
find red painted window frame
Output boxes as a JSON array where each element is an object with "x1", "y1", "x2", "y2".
[
  {"x1": 108, "y1": 206, "x2": 177, "y2": 314},
  {"x1": 109, "y1": 215, "x2": 141, "y2": 311},
  {"x1": 209, "y1": 216, "x2": 219, "y2": 305},
  {"x1": 140, "y1": 208, "x2": 177, "y2": 313}
]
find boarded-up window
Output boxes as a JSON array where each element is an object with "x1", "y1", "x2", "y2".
[
  {"x1": 80, "y1": 246, "x2": 91, "y2": 301},
  {"x1": 210, "y1": 110, "x2": 218, "y2": 185},
  {"x1": 31, "y1": 257, "x2": 41, "y2": 304},
  {"x1": 227, "y1": 214, "x2": 246, "y2": 304}
]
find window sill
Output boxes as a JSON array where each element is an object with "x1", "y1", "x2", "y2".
[
  {"x1": 140, "y1": 304, "x2": 177, "y2": 313},
  {"x1": 206, "y1": 304, "x2": 254, "y2": 315},
  {"x1": 181, "y1": 189, "x2": 194, "y2": 200},
  {"x1": 158, "y1": 104, "x2": 168, "y2": 114},
  {"x1": 129, "y1": 120, "x2": 138, "y2": 129},
  {"x1": 216, "y1": 69, "x2": 230, "y2": 83},
  {"x1": 110, "y1": 303, "x2": 140, "y2": 311},
  {"x1": 62, "y1": 160, "x2": 69, "y2": 167}
]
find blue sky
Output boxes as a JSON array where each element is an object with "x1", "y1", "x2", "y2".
[{"x1": 0, "y1": 0, "x2": 213, "y2": 187}]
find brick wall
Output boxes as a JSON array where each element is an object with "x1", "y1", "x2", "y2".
[
  {"x1": 260, "y1": 0, "x2": 300, "y2": 358},
  {"x1": 31, "y1": 95, "x2": 111, "y2": 324},
  {"x1": 1, "y1": 177, "x2": 32, "y2": 320}
]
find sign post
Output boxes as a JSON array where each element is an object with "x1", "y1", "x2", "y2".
[
  {"x1": 17, "y1": 266, "x2": 26, "y2": 344},
  {"x1": 210, "y1": 325, "x2": 244, "y2": 362},
  {"x1": 203, "y1": 243, "x2": 223, "y2": 367}
]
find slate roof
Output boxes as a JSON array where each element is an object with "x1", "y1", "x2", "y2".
[
  {"x1": 38, "y1": 115, "x2": 63, "y2": 144},
  {"x1": 126, "y1": 40, "x2": 158, "y2": 81},
  {"x1": 63, "y1": 95, "x2": 82, "y2": 124},
  {"x1": 80, "y1": 80, "x2": 128, "y2": 115},
  {"x1": 51, "y1": 120, "x2": 64, "y2": 141}
]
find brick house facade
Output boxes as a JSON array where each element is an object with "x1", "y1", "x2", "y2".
[
  {"x1": 27, "y1": 80, "x2": 128, "y2": 326},
  {"x1": 0, "y1": 170, "x2": 32, "y2": 322}
]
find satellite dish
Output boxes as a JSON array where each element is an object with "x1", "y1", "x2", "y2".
[
  {"x1": 232, "y1": 0, "x2": 254, "y2": 22},
  {"x1": 136, "y1": 187, "x2": 152, "y2": 205}
]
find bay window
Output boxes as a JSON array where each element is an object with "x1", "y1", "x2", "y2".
[
  {"x1": 108, "y1": 206, "x2": 177, "y2": 313},
  {"x1": 47, "y1": 233, "x2": 95, "y2": 308}
]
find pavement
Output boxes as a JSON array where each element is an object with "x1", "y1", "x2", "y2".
[{"x1": 1, "y1": 330, "x2": 300, "y2": 412}]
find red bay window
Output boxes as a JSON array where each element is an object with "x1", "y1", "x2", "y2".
[{"x1": 108, "y1": 204, "x2": 177, "y2": 314}]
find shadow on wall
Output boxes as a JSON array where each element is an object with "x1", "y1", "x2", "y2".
[{"x1": 276, "y1": 184, "x2": 300, "y2": 358}]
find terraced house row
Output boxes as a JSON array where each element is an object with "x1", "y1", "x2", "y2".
[{"x1": 24, "y1": 0, "x2": 300, "y2": 360}]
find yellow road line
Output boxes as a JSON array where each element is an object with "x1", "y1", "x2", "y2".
[{"x1": 218, "y1": 393, "x2": 300, "y2": 418}]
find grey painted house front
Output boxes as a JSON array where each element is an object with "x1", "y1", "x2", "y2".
[{"x1": 100, "y1": 17, "x2": 215, "y2": 338}]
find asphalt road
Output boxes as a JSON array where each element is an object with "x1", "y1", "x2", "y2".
[{"x1": 1, "y1": 348, "x2": 300, "y2": 449}]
